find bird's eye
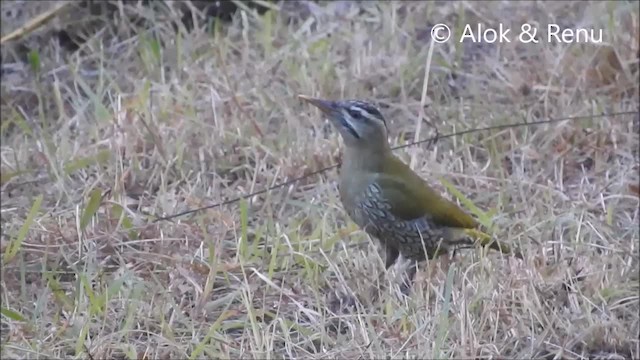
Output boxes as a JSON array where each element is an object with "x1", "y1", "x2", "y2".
[{"x1": 347, "y1": 108, "x2": 366, "y2": 120}]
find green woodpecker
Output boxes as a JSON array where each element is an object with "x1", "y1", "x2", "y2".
[{"x1": 299, "y1": 95, "x2": 522, "y2": 290}]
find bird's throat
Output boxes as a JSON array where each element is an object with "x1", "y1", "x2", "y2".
[
  {"x1": 341, "y1": 143, "x2": 391, "y2": 174},
  {"x1": 337, "y1": 143, "x2": 392, "y2": 220}
]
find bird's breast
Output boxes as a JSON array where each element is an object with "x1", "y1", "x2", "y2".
[
  {"x1": 338, "y1": 177, "x2": 446, "y2": 260},
  {"x1": 338, "y1": 175, "x2": 373, "y2": 227},
  {"x1": 338, "y1": 178, "x2": 401, "y2": 233}
]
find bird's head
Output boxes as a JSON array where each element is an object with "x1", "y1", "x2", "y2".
[{"x1": 299, "y1": 95, "x2": 389, "y2": 150}]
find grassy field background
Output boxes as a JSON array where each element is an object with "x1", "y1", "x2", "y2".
[{"x1": 1, "y1": 1, "x2": 638, "y2": 358}]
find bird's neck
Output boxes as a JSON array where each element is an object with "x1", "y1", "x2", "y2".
[
  {"x1": 338, "y1": 141, "x2": 396, "y2": 212},
  {"x1": 341, "y1": 141, "x2": 392, "y2": 174}
]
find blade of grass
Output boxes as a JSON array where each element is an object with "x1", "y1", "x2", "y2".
[
  {"x1": 238, "y1": 199, "x2": 250, "y2": 260},
  {"x1": 0, "y1": 169, "x2": 31, "y2": 186},
  {"x1": 189, "y1": 307, "x2": 235, "y2": 360},
  {"x1": 80, "y1": 188, "x2": 103, "y2": 231},
  {"x1": 4, "y1": 194, "x2": 43, "y2": 263},
  {"x1": 72, "y1": 70, "x2": 111, "y2": 122},
  {"x1": 28, "y1": 49, "x2": 41, "y2": 74},
  {"x1": 63, "y1": 150, "x2": 111, "y2": 175},
  {"x1": 439, "y1": 177, "x2": 493, "y2": 227},
  {"x1": 1, "y1": 307, "x2": 26, "y2": 321},
  {"x1": 432, "y1": 265, "x2": 455, "y2": 359},
  {"x1": 1, "y1": 108, "x2": 33, "y2": 136},
  {"x1": 74, "y1": 320, "x2": 90, "y2": 357},
  {"x1": 44, "y1": 272, "x2": 74, "y2": 312},
  {"x1": 79, "y1": 274, "x2": 101, "y2": 315}
]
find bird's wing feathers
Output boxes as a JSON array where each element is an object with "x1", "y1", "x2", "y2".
[{"x1": 376, "y1": 158, "x2": 479, "y2": 229}]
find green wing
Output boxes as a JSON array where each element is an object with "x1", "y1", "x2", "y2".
[{"x1": 377, "y1": 156, "x2": 479, "y2": 229}]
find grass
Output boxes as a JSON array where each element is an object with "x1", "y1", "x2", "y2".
[{"x1": 1, "y1": 1, "x2": 639, "y2": 358}]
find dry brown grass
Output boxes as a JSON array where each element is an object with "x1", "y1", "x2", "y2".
[{"x1": 1, "y1": 1, "x2": 639, "y2": 359}]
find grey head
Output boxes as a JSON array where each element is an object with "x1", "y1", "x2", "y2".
[{"x1": 299, "y1": 95, "x2": 388, "y2": 148}]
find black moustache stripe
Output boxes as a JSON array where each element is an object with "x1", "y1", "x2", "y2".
[{"x1": 341, "y1": 118, "x2": 360, "y2": 139}]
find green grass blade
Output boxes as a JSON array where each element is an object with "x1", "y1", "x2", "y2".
[
  {"x1": 4, "y1": 194, "x2": 43, "y2": 263},
  {"x1": 80, "y1": 274, "x2": 101, "y2": 315},
  {"x1": 72, "y1": 72, "x2": 111, "y2": 122},
  {"x1": 439, "y1": 177, "x2": 492, "y2": 227},
  {"x1": 1, "y1": 169, "x2": 31, "y2": 187},
  {"x1": 44, "y1": 272, "x2": 74, "y2": 312},
  {"x1": 63, "y1": 150, "x2": 111, "y2": 175},
  {"x1": 433, "y1": 265, "x2": 455, "y2": 359},
  {"x1": 1, "y1": 307, "x2": 26, "y2": 321},
  {"x1": 28, "y1": 50, "x2": 41, "y2": 74},
  {"x1": 239, "y1": 199, "x2": 249, "y2": 259},
  {"x1": 80, "y1": 188, "x2": 103, "y2": 231},
  {"x1": 189, "y1": 306, "x2": 234, "y2": 360}
]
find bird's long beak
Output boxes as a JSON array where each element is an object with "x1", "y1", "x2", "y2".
[{"x1": 298, "y1": 95, "x2": 336, "y2": 115}]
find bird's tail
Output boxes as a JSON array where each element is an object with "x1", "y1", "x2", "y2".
[{"x1": 462, "y1": 228, "x2": 523, "y2": 259}]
